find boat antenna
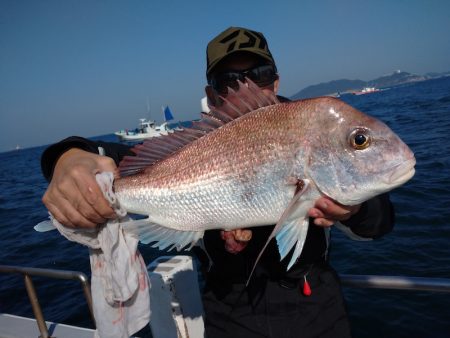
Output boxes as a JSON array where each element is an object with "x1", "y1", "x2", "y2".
[{"x1": 146, "y1": 97, "x2": 152, "y2": 121}]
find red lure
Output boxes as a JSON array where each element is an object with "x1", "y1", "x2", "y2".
[{"x1": 302, "y1": 275, "x2": 312, "y2": 296}]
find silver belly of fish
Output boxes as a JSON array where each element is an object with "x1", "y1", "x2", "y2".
[{"x1": 116, "y1": 164, "x2": 296, "y2": 232}]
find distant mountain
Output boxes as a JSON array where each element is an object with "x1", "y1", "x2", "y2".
[
  {"x1": 291, "y1": 70, "x2": 446, "y2": 99},
  {"x1": 291, "y1": 79, "x2": 366, "y2": 100},
  {"x1": 367, "y1": 70, "x2": 427, "y2": 88}
]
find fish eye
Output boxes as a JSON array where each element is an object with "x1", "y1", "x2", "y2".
[{"x1": 349, "y1": 129, "x2": 371, "y2": 150}]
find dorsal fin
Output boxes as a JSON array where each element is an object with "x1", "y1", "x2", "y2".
[
  {"x1": 118, "y1": 78, "x2": 280, "y2": 177},
  {"x1": 209, "y1": 77, "x2": 280, "y2": 120}
]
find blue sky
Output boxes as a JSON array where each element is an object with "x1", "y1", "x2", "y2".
[{"x1": 1, "y1": 0, "x2": 449, "y2": 152}]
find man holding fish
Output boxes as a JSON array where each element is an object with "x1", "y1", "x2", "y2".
[{"x1": 41, "y1": 27, "x2": 413, "y2": 338}]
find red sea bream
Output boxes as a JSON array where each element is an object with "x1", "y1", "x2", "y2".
[{"x1": 115, "y1": 80, "x2": 415, "y2": 270}]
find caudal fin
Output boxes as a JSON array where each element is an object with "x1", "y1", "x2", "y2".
[{"x1": 34, "y1": 218, "x2": 56, "y2": 232}]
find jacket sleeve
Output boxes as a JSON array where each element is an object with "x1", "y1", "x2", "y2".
[
  {"x1": 40, "y1": 136, "x2": 133, "y2": 181},
  {"x1": 339, "y1": 193, "x2": 395, "y2": 239}
]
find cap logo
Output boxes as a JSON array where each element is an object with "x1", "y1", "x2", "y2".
[{"x1": 219, "y1": 29, "x2": 268, "y2": 53}]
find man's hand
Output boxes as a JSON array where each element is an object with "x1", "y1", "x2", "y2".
[
  {"x1": 308, "y1": 196, "x2": 361, "y2": 227},
  {"x1": 42, "y1": 148, "x2": 118, "y2": 228},
  {"x1": 221, "y1": 229, "x2": 252, "y2": 254}
]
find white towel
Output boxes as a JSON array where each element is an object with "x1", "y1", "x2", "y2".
[{"x1": 51, "y1": 172, "x2": 150, "y2": 338}]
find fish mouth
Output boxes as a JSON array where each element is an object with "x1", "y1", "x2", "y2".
[{"x1": 386, "y1": 157, "x2": 416, "y2": 185}]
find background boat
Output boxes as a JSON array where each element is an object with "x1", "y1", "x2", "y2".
[
  {"x1": 115, "y1": 106, "x2": 175, "y2": 142},
  {"x1": 352, "y1": 87, "x2": 382, "y2": 95}
]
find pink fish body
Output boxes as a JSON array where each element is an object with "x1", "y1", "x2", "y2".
[{"x1": 115, "y1": 81, "x2": 415, "y2": 269}]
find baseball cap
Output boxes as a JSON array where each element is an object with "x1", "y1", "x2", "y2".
[{"x1": 206, "y1": 27, "x2": 276, "y2": 77}]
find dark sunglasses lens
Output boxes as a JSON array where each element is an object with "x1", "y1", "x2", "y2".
[
  {"x1": 247, "y1": 65, "x2": 276, "y2": 87},
  {"x1": 211, "y1": 65, "x2": 277, "y2": 94},
  {"x1": 212, "y1": 72, "x2": 242, "y2": 94}
]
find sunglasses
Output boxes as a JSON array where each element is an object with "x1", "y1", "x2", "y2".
[{"x1": 209, "y1": 64, "x2": 278, "y2": 94}]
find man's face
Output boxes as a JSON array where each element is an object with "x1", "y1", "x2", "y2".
[{"x1": 205, "y1": 52, "x2": 279, "y2": 112}]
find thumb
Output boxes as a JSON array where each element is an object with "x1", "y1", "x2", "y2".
[{"x1": 96, "y1": 156, "x2": 118, "y2": 173}]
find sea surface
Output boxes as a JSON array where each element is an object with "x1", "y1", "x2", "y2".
[{"x1": 1, "y1": 76, "x2": 450, "y2": 338}]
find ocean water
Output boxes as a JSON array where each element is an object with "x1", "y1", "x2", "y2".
[{"x1": 1, "y1": 76, "x2": 449, "y2": 337}]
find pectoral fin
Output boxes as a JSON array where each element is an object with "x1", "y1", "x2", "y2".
[
  {"x1": 276, "y1": 216, "x2": 309, "y2": 269},
  {"x1": 246, "y1": 179, "x2": 310, "y2": 286}
]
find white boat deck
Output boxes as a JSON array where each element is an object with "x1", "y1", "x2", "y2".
[{"x1": 0, "y1": 313, "x2": 95, "y2": 338}]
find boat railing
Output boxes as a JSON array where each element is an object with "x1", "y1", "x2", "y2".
[
  {"x1": 341, "y1": 274, "x2": 450, "y2": 293},
  {"x1": 2, "y1": 261, "x2": 450, "y2": 338},
  {"x1": 0, "y1": 264, "x2": 95, "y2": 338}
]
